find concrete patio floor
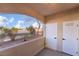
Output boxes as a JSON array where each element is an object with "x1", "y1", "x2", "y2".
[{"x1": 36, "y1": 48, "x2": 72, "y2": 56}]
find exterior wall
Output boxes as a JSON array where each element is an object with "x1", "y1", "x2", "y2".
[
  {"x1": 45, "y1": 8, "x2": 79, "y2": 52},
  {"x1": 46, "y1": 8, "x2": 79, "y2": 23},
  {"x1": 0, "y1": 37, "x2": 44, "y2": 56}
]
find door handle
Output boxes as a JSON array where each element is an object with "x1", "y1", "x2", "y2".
[
  {"x1": 62, "y1": 38, "x2": 66, "y2": 40},
  {"x1": 54, "y1": 37, "x2": 56, "y2": 39}
]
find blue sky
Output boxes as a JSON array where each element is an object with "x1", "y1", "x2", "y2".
[{"x1": 0, "y1": 13, "x2": 38, "y2": 28}]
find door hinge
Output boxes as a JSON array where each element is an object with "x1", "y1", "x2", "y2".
[
  {"x1": 77, "y1": 24, "x2": 78, "y2": 27},
  {"x1": 76, "y1": 52, "x2": 78, "y2": 54}
]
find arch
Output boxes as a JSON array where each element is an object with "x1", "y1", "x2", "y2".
[
  {"x1": 0, "y1": 7, "x2": 45, "y2": 23},
  {"x1": 0, "y1": 13, "x2": 44, "y2": 42}
]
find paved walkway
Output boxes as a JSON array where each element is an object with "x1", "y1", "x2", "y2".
[{"x1": 36, "y1": 48, "x2": 71, "y2": 56}]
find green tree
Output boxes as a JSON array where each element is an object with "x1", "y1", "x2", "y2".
[
  {"x1": 0, "y1": 27, "x2": 3, "y2": 30},
  {"x1": 26, "y1": 26, "x2": 35, "y2": 35},
  {"x1": 0, "y1": 27, "x2": 6, "y2": 39},
  {"x1": 3, "y1": 27, "x2": 9, "y2": 33},
  {"x1": 11, "y1": 27, "x2": 18, "y2": 33}
]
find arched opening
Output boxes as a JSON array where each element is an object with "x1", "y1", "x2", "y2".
[{"x1": 0, "y1": 13, "x2": 44, "y2": 44}]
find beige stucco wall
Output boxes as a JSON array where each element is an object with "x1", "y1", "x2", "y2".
[
  {"x1": 0, "y1": 37, "x2": 44, "y2": 56},
  {"x1": 45, "y1": 8, "x2": 79, "y2": 52}
]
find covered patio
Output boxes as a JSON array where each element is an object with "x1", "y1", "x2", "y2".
[{"x1": 0, "y1": 3, "x2": 79, "y2": 56}]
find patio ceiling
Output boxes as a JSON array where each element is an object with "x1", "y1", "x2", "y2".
[
  {"x1": 24, "y1": 3, "x2": 79, "y2": 16},
  {"x1": 0, "y1": 3, "x2": 79, "y2": 23}
]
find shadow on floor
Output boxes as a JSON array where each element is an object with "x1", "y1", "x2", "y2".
[{"x1": 36, "y1": 48, "x2": 72, "y2": 56}]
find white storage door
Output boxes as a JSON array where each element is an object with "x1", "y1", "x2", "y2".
[
  {"x1": 46, "y1": 23, "x2": 57, "y2": 50},
  {"x1": 63, "y1": 21, "x2": 78, "y2": 55}
]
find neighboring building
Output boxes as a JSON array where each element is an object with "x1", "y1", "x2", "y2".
[{"x1": 17, "y1": 29, "x2": 30, "y2": 34}]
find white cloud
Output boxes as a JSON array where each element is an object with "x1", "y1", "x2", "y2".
[
  {"x1": 0, "y1": 16, "x2": 15, "y2": 27},
  {"x1": 0, "y1": 16, "x2": 8, "y2": 27},
  {"x1": 32, "y1": 22, "x2": 43, "y2": 28},
  {"x1": 9, "y1": 17, "x2": 14, "y2": 23},
  {"x1": 15, "y1": 23, "x2": 20, "y2": 28},
  {"x1": 15, "y1": 20, "x2": 25, "y2": 28},
  {"x1": 18, "y1": 21, "x2": 24, "y2": 24},
  {"x1": 32, "y1": 22, "x2": 39, "y2": 28},
  {"x1": 0, "y1": 16, "x2": 8, "y2": 22},
  {"x1": 0, "y1": 22, "x2": 4, "y2": 26}
]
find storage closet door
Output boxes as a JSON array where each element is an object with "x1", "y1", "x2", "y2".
[
  {"x1": 63, "y1": 21, "x2": 78, "y2": 55},
  {"x1": 46, "y1": 23, "x2": 57, "y2": 50}
]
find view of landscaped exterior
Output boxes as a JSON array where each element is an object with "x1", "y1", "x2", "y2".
[{"x1": 0, "y1": 14, "x2": 43, "y2": 45}]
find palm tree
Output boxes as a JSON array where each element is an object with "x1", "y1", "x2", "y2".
[
  {"x1": 0, "y1": 27, "x2": 6, "y2": 44},
  {"x1": 0, "y1": 27, "x2": 3, "y2": 30},
  {"x1": 7, "y1": 27, "x2": 18, "y2": 41},
  {"x1": 26, "y1": 26, "x2": 36, "y2": 36},
  {"x1": 3, "y1": 27, "x2": 9, "y2": 33},
  {"x1": 11, "y1": 27, "x2": 18, "y2": 33},
  {"x1": 37, "y1": 20, "x2": 41, "y2": 35}
]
